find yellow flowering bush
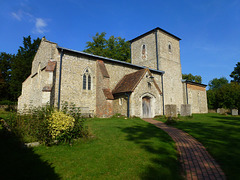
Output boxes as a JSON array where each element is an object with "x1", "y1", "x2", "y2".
[{"x1": 48, "y1": 111, "x2": 75, "y2": 140}]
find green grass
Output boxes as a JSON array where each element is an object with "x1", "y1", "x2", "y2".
[
  {"x1": 0, "y1": 116, "x2": 183, "y2": 179},
  {"x1": 157, "y1": 113, "x2": 240, "y2": 180}
]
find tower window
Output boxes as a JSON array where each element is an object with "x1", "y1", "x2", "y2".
[
  {"x1": 83, "y1": 68, "x2": 92, "y2": 90},
  {"x1": 168, "y1": 42, "x2": 172, "y2": 53},
  {"x1": 142, "y1": 44, "x2": 146, "y2": 59}
]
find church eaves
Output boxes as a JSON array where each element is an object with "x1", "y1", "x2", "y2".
[
  {"x1": 56, "y1": 45, "x2": 165, "y2": 75},
  {"x1": 129, "y1": 27, "x2": 181, "y2": 43}
]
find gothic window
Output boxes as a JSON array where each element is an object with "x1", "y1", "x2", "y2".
[
  {"x1": 83, "y1": 68, "x2": 92, "y2": 90},
  {"x1": 83, "y1": 74, "x2": 86, "y2": 90},
  {"x1": 88, "y1": 75, "x2": 91, "y2": 90},
  {"x1": 142, "y1": 44, "x2": 146, "y2": 59}
]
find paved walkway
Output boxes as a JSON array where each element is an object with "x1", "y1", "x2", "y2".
[{"x1": 143, "y1": 118, "x2": 226, "y2": 180}]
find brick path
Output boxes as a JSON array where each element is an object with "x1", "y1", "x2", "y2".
[{"x1": 143, "y1": 118, "x2": 226, "y2": 180}]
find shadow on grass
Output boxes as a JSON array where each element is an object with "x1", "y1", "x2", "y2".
[
  {"x1": 209, "y1": 115, "x2": 240, "y2": 126},
  {"x1": 119, "y1": 121, "x2": 183, "y2": 180},
  {"x1": 0, "y1": 128, "x2": 60, "y2": 180},
  {"x1": 172, "y1": 117, "x2": 240, "y2": 180}
]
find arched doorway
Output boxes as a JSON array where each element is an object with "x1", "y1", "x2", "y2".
[{"x1": 142, "y1": 96, "x2": 151, "y2": 118}]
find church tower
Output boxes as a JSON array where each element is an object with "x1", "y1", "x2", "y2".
[{"x1": 130, "y1": 27, "x2": 184, "y2": 113}]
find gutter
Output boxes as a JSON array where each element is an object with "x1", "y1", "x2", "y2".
[
  {"x1": 186, "y1": 82, "x2": 189, "y2": 104},
  {"x1": 125, "y1": 93, "x2": 130, "y2": 118},
  {"x1": 57, "y1": 46, "x2": 165, "y2": 75},
  {"x1": 58, "y1": 49, "x2": 64, "y2": 110},
  {"x1": 161, "y1": 74, "x2": 165, "y2": 115},
  {"x1": 155, "y1": 29, "x2": 159, "y2": 70}
]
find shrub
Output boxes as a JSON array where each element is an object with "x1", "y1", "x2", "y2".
[
  {"x1": 3, "y1": 103, "x2": 87, "y2": 145},
  {"x1": 48, "y1": 111, "x2": 75, "y2": 142}
]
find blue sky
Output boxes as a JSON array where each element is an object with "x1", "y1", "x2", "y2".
[{"x1": 1, "y1": 0, "x2": 240, "y2": 86}]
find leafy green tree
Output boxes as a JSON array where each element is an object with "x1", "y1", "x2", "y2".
[
  {"x1": 216, "y1": 82, "x2": 240, "y2": 110},
  {"x1": 10, "y1": 36, "x2": 41, "y2": 100},
  {"x1": 182, "y1": 73, "x2": 202, "y2": 83},
  {"x1": 230, "y1": 62, "x2": 240, "y2": 83},
  {"x1": 0, "y1": 52, "x2": 14, "y2": 100},
  {"x1": 207, "y1": 90, "x2": 218, "y2": 109},
  {"x1": 208, "y1": 77, "x2": 228, "y2": 90},
  {"x1": 84, "y1": 32, "x2": 131, "y2": 62}
]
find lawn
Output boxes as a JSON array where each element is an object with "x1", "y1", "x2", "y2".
[
  {"x1": 157, "y1": 113, "x2": 240, "y2": 180},
  {"x1": 0, "y1": 116, "x2": 183, "y2": 179}
]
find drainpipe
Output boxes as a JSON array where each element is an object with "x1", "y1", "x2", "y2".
[
  {"x1": 130, "y1": 43, "x2": 132, "y2": 64},
  {"x1": 186, "y1": 81, "x2": 189, "y2": 104},
  {"x1": 58, "y1": 49, "x2": 64, "y2": 110},
  {"x1": 125, "y1": 93, "x2": 130, "y2": 118},
  {"x1": 155, "y1": 29, "x2": 159, "y2": 70},
  {"x1": 161, "y1": 74, "x2": 165, "y2": 115}
]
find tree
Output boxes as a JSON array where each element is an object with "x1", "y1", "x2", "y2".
[
  {"x1": 230, "y1": 62, "x2": 240, "y2": 83},
  {"x1": 84, "y1": 32, "x2": 131, "y2": 62},
  {"x1": 10, "y1": 36, "x2": 41, "y2": 100},
  {"x1": 216, "y1": 82, "x2": 240, "y2": 110},
  {"x1": 208, "y1": 77, "x2": 228, "y2": 90},
  {"x1": 0, "y1": 52, "x2": 14, "y2": 100},
  {"x1": 182, "y1": 73, "x2": 202, "y2": 83}
]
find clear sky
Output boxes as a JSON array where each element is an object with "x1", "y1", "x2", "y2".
[{"x1": 1, "y1": 0, "x2": 240, "y2": 86}]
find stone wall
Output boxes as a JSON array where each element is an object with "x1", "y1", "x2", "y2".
[
  {"x1": 182, "y1": 82, "x2": 208, "y2": 113},
  {"x1": 130, "y1": 29, "x2": 183, "y2": 114},
  {"x1": 31, "y1": 38, "x2": 58, "y2": 75},
  {"x1": 96, "y1": 60, "x2": 113, "y2": 117},
  {"x1": 157, "y1": 30, "x2": 183, "y2": 114},
  {"x1": 55, "y1": 52, "x2": 97, "y2": 114},
  {"x1": 18, "y1": 64, "x2": 55, "y2": 111},
  {"x1": 113, "y1": 95, "x2": 128, "y2": 116},
  {"x1": 130, "y1": 70, "x2": 162, "y2": 118},
  {"x1": 131, "y1": 32, "x2": 157, "y2": 69}
]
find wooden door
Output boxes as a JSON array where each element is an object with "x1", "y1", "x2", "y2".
[{"x1": 142, "y1": 96, "x2": 151, "y2": 118}]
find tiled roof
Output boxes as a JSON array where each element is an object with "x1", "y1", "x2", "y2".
[
  {"x1": 57, "y1": 46, "x2": 165, "y2": 75},
  {"x1": 103, "y1": 88, "x2": 114, "y2": 100},
  {"x1": 112, "y1": 69, "x2": 147, "y2": 94},
  {"x1": 97, "y1": 60, "x2": 110, "y2": 78}
]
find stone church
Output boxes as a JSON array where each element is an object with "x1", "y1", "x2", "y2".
[{"x1": 18, "y1": 27, "x2": 208, "y2": 118}]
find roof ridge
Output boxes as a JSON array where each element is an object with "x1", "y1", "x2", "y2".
[
  {"x1": 129, "y1": 27, "x2": 181, "y2": 43},
  {"x1": 57, "y1": 46, "x2": 165, "y2": 75}
]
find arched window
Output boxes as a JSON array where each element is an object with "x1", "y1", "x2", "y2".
[
  {"x1": 88, "y1": 75, "x2": 91, "y2": 90},
  {"x1": 142, "y1": 44, "x2": 146, "y2": 59},
  {"x1": 83, "y1": 74, "x2": 86, "y2": 90},
  {"x1": 168, "y1": 42, "x2": 172, "y2": 53},
  {"x1": 83, "y1": 68, "x2": 92, "y2": 90}
]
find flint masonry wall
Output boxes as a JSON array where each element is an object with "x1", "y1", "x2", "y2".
[
  {"x1": 113, "y1": 95, "x2": 128, "y2": 116},
  {"x1": 182, "y1": 82, "x2": 208, "y2": 113},
  {"x1": 104, "y1": 62, "x2": 163, "y2": 97},
  {"x1": 131, "y1": 29, "x2": 183, "y2": 113},
  {"x1": 31, "y1": 38, "x2": 58, "y2": 74},
  {"x1": 104, "y1": 61, "x2": 163, "y2": 117},
  {"x1": 130, "y1": 71, "x2": 163, "y2": 117},
  {"x1": 18, "y1": 39, "x2": 57, "y2": 111},
  {"x1": 157, "y1": 30, "x2": 183, "y2": 114},
  {"x1": 56, "y1": 52, "x2": 96, "y2": 114},
  {"x1": 131, "y1": 32, "x2": 157, "y2": 69},
  {"x1": 18, "y1": 66, "x2": 55, "y2": 111}
]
